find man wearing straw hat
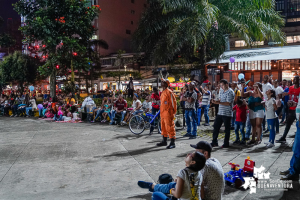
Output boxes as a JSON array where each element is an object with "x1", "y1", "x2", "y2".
[{"x1": 156, "y1": 78, "x2": 177, "y2": 149}]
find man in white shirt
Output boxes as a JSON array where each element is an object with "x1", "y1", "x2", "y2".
[
  {"x1": 262, "y1": 75, "x2": 274, "y2": 101},
  {"x1": 142, "y1": 95, "x2": 152, "y2": 113},
  {"x1": 262, "y1": 75, "x2": 274, "y2": 133},
  {"x1": 273, "y1": 79, "x2": 284, "y2": 98}
]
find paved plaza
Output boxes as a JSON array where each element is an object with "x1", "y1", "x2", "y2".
[{"x1": 0, "y1": 118, "x2": 299, "y2": 200}]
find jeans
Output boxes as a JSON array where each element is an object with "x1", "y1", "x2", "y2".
[
  {"x1": 110, "y1": 110, "x2": 126, "y2": 124},
  {"x1": 282, "y1": 110, "x2": 296, "y2": 139},
  {"x1": 185, "y1": 109, "x2": 197, "y2": 136},
  {"x1": 133, "y1": 110, "x2": 144, "y2": 115},
  {"x1": 212, "y1": 115, "x2": 232, "y2": 145},
  {"x1": 245, "y1": 113, "x2": 252, "y2": 139},
  {"x1": 12, "y1": 104, "x2": 19, "y2": 115},
  {"x1": 150, "y1": 107, "x2": 160, "y2": 132},
  {"x1": 231, "y1": 110, "x2": 236, "y2": 127},
  {"x1": 235, "y1": 121, "x2": 245, "y2": 141},
  {"x1": 54, "y1": 114, "x2": 63, "y2": 121},
  {"x1": 95, "y1": 109, "x2": 105, "y2": 121},
  {"x1": 201, "y1": 105, "x2": 209, "y2": 123},
  {"x1": 281, "y1": 103, "x2": 288, "y2": 123},
  {"x1": 267, "y1": 118, "x2": 276, "y2": 144},
  {"x1": 39, "y1": 108, "x2": 45, "y2": 117},
  {"x1": 152, "y1": 182, "x2": 176, "y2": 200},
  {"x1": 26, "y1": 107, "x2": 32, "y2": 116},
  {"x1": 197, "y1": 108, "x2": 201, "y2": 126}
]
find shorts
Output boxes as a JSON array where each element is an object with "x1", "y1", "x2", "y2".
[{"x1": 249, "y1": 109, "x2": 264, "y2": 119}]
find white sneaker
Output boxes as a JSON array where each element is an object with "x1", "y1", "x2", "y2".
[
  {"x1": 264, "y1": 142, "x2": 269, "y2": 145},
  {"x1": 267, "y1": 143, "x2": 275, "y2": 148}
]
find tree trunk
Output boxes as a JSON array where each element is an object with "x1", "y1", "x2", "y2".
[
  {"x1": 50, "y1": 70, "x2": 56, "y2": 98},
  {"x1": 199, "y1": 42, "x2": 207, "y2": 69},
  {"x1": 85, "y1": 74, "x2": 89, "y2": 95},
  {"x1": 71, "y1": 59, "x2": 75, "y2": 82},
  {"x1": 19, "y1": 82, "x2": 24, "y2": 94}
]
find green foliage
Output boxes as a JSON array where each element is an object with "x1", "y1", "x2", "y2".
[
  {"x1": 0, "y1": 34, "x2": 16, "y2": 50},
  {"x1": 105, "y1": 71, "x2": 142, "y2": 80},
  {"x1": 0, "y1": 51, "x2": 42, "y2": 92},
  {"x1": 134, "y1": 0, "x2": 286, "y2": 66},
  {"x1": 13, "y1": 0, "x2": 101, "y2": 94}
]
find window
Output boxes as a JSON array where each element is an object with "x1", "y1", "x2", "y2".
[
  {"x1": 287, "y1": 35, "x2": 300, "y2": 43},
  {"x1": 131, "y1": 0, "x2": 135, "y2": 3},
  {"x1": 131, "y1": 10, "x2": 135, "y2": 14},
  {"x1": 287, "y1": 17, "x2": 300, "y2": 22},
  {"x1": 235, "y1": 40, "x2": 246, "y2": 47},
  {"x1": 126, "y1": 29, "x2": 131, "y2": 35},
  {"x1": 287, "y1": 36, "x2": 294, "y2": 43},
  {"x1": 252, "y1": 41, "x2": 264, "y2": 46},
  {"x1": 276, "y1": 1, "x2": 285, "y2": 11},
  {"x1": 131, "y1": 21, "x2": 134, "y2": 25}
]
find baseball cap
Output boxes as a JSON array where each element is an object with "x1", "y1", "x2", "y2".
[{"x1": 190, "y1": 141, "x2": 212, "y2": 153}]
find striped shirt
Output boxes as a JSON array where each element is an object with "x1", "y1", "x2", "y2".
[
  {"x1": 202, "y1": 91, "x2": 211, "y2": 106},
  {"x1": 218, "y1": 88, "x2": 235, "y2": 117}
]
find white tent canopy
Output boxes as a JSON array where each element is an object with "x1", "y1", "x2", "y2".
[{"x1": 207, "y1": 45, "x2": 300, "y2": 64}]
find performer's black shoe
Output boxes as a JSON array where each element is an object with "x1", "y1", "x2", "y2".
[
  {"x1": 166, "y1": 139, "x2": 175, "y2": 149},
  {"x1": 157, "y1": 137, "x2": 168, "y2": 146},
  {"x1": 280, "y1": 170, "x2": 290, "y2": 175},
  {"x1": 280, "y1": 173, "x2": 299, "y2": 181}
]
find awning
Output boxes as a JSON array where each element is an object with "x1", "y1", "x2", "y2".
[{"x1": 207, "y1": 45, "x2": 300, "y2": 64}]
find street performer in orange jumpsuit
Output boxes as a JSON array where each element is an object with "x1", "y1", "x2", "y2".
[{"x1": 157, "y1": 78, "x2": 177, "y2": 149}]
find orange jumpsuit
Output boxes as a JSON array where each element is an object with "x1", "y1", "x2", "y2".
[{"x1": 160, "y1": 88, "x2": 177, "y2": 139}]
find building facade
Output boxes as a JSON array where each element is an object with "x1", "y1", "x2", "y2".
[{"x1": 208, "y1": 0, "x2": 300, "y2": 85}]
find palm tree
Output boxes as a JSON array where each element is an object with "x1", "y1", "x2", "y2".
[{"x1": 133, "y1": 0, "x2": 285, "y2": 67}]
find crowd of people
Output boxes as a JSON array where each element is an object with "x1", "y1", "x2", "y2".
[{"x1": 1, "y1": 74, "x2": 300, "y2": 199}]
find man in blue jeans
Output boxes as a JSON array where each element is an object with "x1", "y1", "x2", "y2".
[
  {"x1": 182, "y1": 82, "x2": 198, "y2": 139},
  {"x1": 280, "y1": 121, "x2": 300, "y2": 180},
  {"x1": 199, "y1": 85, "x2": 211, "y2": 126}
]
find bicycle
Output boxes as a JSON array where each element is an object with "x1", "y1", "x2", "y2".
[{"x1": 129, "y1": 110, "x2": 161, "y2": 135}]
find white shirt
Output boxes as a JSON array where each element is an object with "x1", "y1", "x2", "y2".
[
  {"x1": 132, "y1": 99, "x2": 141, "y2": 109},
  {"x1": 212, "y1": 90, "x2": 219, "y2": 101},
  {"x1": 177, "y1": 168, "x2": 203, "y2": 200},
  {"x1": 142, "y1": 100, "x2": 152, "y2": 111},
  {"x1": 275, "y1": 86, "x2": 284, "y2": 97},
  {"x1": 262, "y1": 83, "x2": 273, "y2": 100},
  {"x1": 265, "y1": 98, "x2": 277, "y2": 119}
]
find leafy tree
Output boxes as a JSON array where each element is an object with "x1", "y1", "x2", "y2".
[
  {"x1": 14, "y1": 0, "x2": 101, "y2": 98},
  {"x1": 0, "y1": 51, "x2": 42, "y2": 93},
  {"x1": 0, "y1": 34, "x2": 16, "y2": 54},
  {"x1": 133, "y1": 0, "x2": 285, "y2": 68}
]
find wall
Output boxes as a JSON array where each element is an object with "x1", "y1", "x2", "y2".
[{"x1": 97, "y1": 0, "x2": 147, "y2": 56}]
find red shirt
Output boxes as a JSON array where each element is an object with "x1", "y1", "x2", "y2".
[
  {"x1": 114, "y1": 99, "x2": 127, "y2": 110},
  {"x1": 288, "y1": 85, "x2": 300, "y2": 110},
  {"x1": 151, "y1": 93, "x2": 160, "y2": 109},
  {"x1": 233, "y1": 105, "x2": 247, "y2": 122}
]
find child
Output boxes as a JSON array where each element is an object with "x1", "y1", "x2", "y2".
[
  {"x1": 137, "y1": 151, "x2": 206, "y2": 200},
  {"x1": 265, "y1": 89, "x2": 277, "y2": 148},
  {"x1": 232, "y1": 98, "x2": 247, "y2": 145},
  {"x1": 101, "y1": 104, "x2": 111, "y2": 123}
]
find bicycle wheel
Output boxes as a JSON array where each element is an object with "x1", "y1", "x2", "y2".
[{"x1": 129, "y1": 115, "x2": 146, "y2": 135}]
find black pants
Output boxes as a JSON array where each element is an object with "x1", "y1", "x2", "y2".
[
  {"x1": 212, "y1": 115, "x2": 232, "y2": 146},
  {"x1": 128, "y1": 89, "x2": 134, "y2": 98},
  {"x1": 282, "y1": 110, "x2": 296, "y2": 139},
  {"x1": 213, "y1": 104, "x2": 219, "y2": 118}
]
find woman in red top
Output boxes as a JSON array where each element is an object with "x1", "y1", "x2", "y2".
[
  {"x1": 150, "y1": 87, "x2": 160, "y2": 134},
  {"x1": 232, "y1": 99, "x2": 247, "y2": 145}
]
